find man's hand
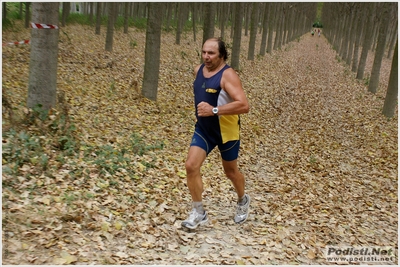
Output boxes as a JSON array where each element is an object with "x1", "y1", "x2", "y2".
[{"x1": 197, "y1": 101, "x2": 214, "y2": 117}]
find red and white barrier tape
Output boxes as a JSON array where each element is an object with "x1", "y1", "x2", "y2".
[
  {"x1": 3, "y1": 23, "x2": 58, "y2": 46},
  {"x1": 2, "y1": 40, "x2": 30, "y2": 46},
  {"x1": 30, "y1": 22, "x2": 58, "y2": 29}
]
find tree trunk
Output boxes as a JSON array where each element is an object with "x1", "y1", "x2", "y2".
[
  {"x1": 368, "y1": 3, "x2": 390, "y2": 93},
  {"x1": 259, "y1": 2, "x2": 270, "y2": 56},
  {"x1": 247, "y1": 2, "x2": 259, "y2": 60},
  {"x1": 95, "y1": 2, "x2": 101, "y2": 35},
  {"x1": 219, "y1": 2, "x2": 226, "y2": 40},
  {"x1": 230, "y1": 3, "x2": 235, "y2": 39},
  {"x1": 89, "y1": 2, "x2": 94, "y2": 24},
  {"x1": 165, "y1": 3, "x2": 173, "y2": 32},
  {"x1": 105, "y1": 3, "x2": 116, "y2": 52},
  {"x1": 345, "y1": 5, "x2": 356, "y2": 66},
  {"x1": 244, "y1": 3, "x2": 251, "y2": 36},
  {"x1": 192, "y1": 3, "x2": 197, "y2": 42},
  {"x1": 3, "y1": 2, "x2": 7, "y2": 20},
  {"x1": 24, "y1": 2, "x2": 30, "y2": 28},
  {"x1": 123, "y1": 2, "x2": 129, "y2": 34},
  {"x1": 341, "y1": 11, "x2": 352, "y2": 61},
  {"x1": 19, "y1": 2, "x2": 23, "y2": 19},
  {"x1": 351, "y1": 5, "x2": 365, "y2": 72},
  {"x1": 142, "y1": 2, "x2": 163, "y2": 101},
  {"x1": 62, "y1": 2, "x2": 70, "y2": 27},
  {"x1": 176, "y1": 2, "x2": 187, "y2": 45},
  {"x1": 273, "y1": 3, "x2": 283, "y2": 51},
  {"x1": 387, "y1": 14, "x2": 398, "y2": 59},
  {"x1": 382, "y1": 39, "x2": 398, "y2": 118},
  {"x1": 356, "y1": 3, "x2": 376, "y2": 80},
  {"x1": 267, "y1": 3, "x2": 276, "y2": 54},
  {"x1": 27, "y1": 2, "x2": 59, "y2": 110},
  {"x1": 282, "y1": 4, "x2": 289, "y2": 46},
  {"x1": 202, "y1": 3, "x2": 216, "y2": 44},
  {"x1": 231, "y1": 2, "x2": 243, "y2": 70}
]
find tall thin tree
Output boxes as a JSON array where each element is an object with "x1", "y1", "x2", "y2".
[
  {"x1": 123, "y1": 2, "x2": 129, "y2": 34},
  {"x1": 142, "y1": 2, "x2": 163, "y2": 101},
  {"x1": 192, "y1": 2, "x2": 197, "y2": 42},
  {"x1": 356, "y1": 3, "x2": 376, "y2": 80},
  {"x1": 259, "y1": 3, "x2": 270, "y2": 56},
  {"x1": 27, "y1": 2, "x2": 59, "y2": 110},
  {"x1": 202, "y1": 3, "x2": 216, "y2": 44},
  {"x1": 105, "y1": 3, "x2": 116, "y2": 52},
  {"x1": 382, "y1": 39, "x2": 398, "y2": 118},
  {"x1": 247, "y1": 2, "x2": 259, "y2": 60},
  {"x1": 24, "y1": 2, "x2": 30, "y2": 28},
  {"x1": 267, "y1": 3, "x2": 276, "y2": 54},
  {"x1": 351, "y1": 5, "x2": 365, "y2": 73},
  {"x1": 368, "y1": 3, "x2": 390, "y2": 93},
  {"x1": 231, "y1": 2, "x2": 243, "y2": 70},
  {"x1": 95, "y1": 2, "x2": 101, "y2": 35},
  {"x1": 62, "y1": 2, "x2": 70, "y2": 27}
]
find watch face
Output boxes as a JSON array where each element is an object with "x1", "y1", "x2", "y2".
[{"x1": 213, "y1": 107, "x2": 218, "y2": 114}]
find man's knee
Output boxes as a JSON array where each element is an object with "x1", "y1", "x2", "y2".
[
  {"x1": 185, "y1": 158, "x2": 201, "y2": 175},
  {"x1": 224, "y1": 166, "x2": 240, "y2": 180}
]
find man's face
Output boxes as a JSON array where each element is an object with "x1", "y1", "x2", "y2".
[{"x1": 202, "y1": 40, "x2": 222, "y2": 71}]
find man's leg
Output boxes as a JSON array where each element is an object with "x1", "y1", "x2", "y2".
[
  {"x1": 222, "y1": 159, "x2": 245, "y2": 198},
  {"x1": 181, "y1": 146, "x2": 209, "y2": 229},
  {"x1": 222, "y1": 158, "x2": 250, "y2": 224},
  {"x1": 185, "y1": 146, "x2": 207, "y2": 202}
]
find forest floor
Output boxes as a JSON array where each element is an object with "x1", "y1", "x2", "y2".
[{"x1": 2, "y1": 24, "x2": 398, "y2": 265}]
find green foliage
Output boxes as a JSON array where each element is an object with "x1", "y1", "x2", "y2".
[
  {"x1": 2, "y1": 104, "x2": 78, "y2": 177},
  {"x1": 2, "y1": 18, "x2": 14, "y2": 30},
  {"x1": 31, "y1": 104, "x2": 49, "y2": 121},
  {"x1": 363, "y1": 75, "x2": 370, "y2": 86},
  {"x1": 2, "y1": 129, "x2": 44, "y2": 175},
  {"x1": 128, "y1": 133, "x2": 164, "y2": 156},
  {"x1": 78, "y1": 133, "x2": 164, "y2": 178},
  {"x1": 2, "y1": 3, "x2": 20, "y2": 30},
  {"x1": 113, "y1": 16, "x2": 124, "y2": 28},
  {"x1": 132, "y1": 17, "x2": 148, "y2": 30},
  {"x1": 2, "y1": 105, "x2": 164, "y2": 181},
  {"x1": 309, "y1": 155, "x2": 317, "y2": 164},
  {"x1": 130, "y1": 40, "x2": 138, "y2": 48},
  {"x1": 4, "y1": 2, "x2": 24, "y2": 20},
  {"x1": 313, "y1": 21, "x2": 323, "y2": 28},
  {"x1": 66, "y1": 13, "x2": 98, "y2": 26},
  {"x1": 108, "y1": 79, "x2": 116, "y2": 96}
]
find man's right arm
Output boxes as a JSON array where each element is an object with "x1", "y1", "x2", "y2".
[{"x1": 194, "y1": 64, "x2": 201, "y2": 76}]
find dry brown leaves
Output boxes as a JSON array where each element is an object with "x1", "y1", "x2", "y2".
[{"x1": 2, "y1": 24, "x2": 397, "y2": 265}]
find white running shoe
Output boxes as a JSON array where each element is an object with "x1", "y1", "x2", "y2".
[
  {"x1": 234, "y1": 194, "x2": 250, "y2": 224},
  {"x1": 181, "y1": 208, "x2": 208, "y2": 229}
]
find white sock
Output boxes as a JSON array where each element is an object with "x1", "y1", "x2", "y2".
[
  {"x1": 238, "y1": 194, "x2": 247, "y2": 205},
  {"x1": 192, "y1": 201, "x2": 204, "y2": 214}
]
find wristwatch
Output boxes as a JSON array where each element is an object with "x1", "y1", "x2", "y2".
[{"x1": 212, "y1": 107, "x2": 219, "y2": 116}]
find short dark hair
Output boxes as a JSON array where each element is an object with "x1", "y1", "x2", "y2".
[{"x1": 206, "y1": 37, "x2": 229, "y2": 61}]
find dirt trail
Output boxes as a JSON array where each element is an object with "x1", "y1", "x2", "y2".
[{"x1": 2, "y1": 26, "x2": 397, "y2": 265}]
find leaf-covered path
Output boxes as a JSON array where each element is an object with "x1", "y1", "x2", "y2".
[{"x1": 2, "y1": 25, "x2": 397, "y2": 264}]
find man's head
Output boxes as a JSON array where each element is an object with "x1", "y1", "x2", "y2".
[
  {"x1": 202, "y1": 37, "x2": 229, "y2": 72},
  {"x1": 209, "y1": 37, "x2": 229, "y2": 61},
  {"x1": 203, "y1": 37, "x2": 229, "y2": 61}
]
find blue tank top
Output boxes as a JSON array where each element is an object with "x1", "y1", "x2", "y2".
[{"x1": 193, "y1": 64, "x2": 240, "y2": 144}]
